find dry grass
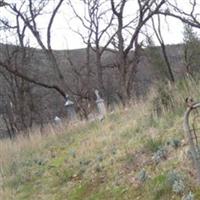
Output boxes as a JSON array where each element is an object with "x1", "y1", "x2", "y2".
[{"x1": 1, "y1": 77, "x2": 200, "y2": 199}]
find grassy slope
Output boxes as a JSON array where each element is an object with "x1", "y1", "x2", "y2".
[{"x1": 1, "y1": 79, "x2": 200, "y2": 200}]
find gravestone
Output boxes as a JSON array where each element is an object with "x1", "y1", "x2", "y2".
[
  {"x1": 54, "y1": 116, "x2": 62, "y2": 124},
  {"x1": 95, "y1": 90, "x2": 106, "y2": 120},
  {"x1": 64, "y1": 95, "x2": 77, "y2": 121}
]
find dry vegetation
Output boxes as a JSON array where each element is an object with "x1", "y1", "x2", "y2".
[{"x1": 1, "y1": 78, "x2": 200, "y2": 200}]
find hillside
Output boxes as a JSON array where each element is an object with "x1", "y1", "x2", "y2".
[
  {"x1": 1, "y1": 77, "x2": 200, "y2": 200},
  {"x1": 0, "y1": 43, "x2": 186, "y2": 138}
]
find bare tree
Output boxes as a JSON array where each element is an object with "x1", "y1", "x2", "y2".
[
  {"x1": 151, "y1": 15, "x2": 175, "y2": 82},
  {"x1": 0, "y1": 43, "x2": 43, "y2": 137},
  {"x1": 159, "y1": 0, "x2": 200, "y2": 29},
  {"x1": 157, "y1": 0, "x2": 200, "y2": 77},
  {"x1": 0, "y1": 1, "x2": 9, "y2": 7},
  {"x1": 183, "y1": 24, "x2": 200, "y2": 76},
  {"x1": 65, "y1": 48, "x2": 96, "y2": 119},
  {"x1": 0, "y1": 1, "x2": 72, "y2": 136},
  {"x1": 67, "y1": 0, "x2": 115, "y2": 96},
  {"x1": 110, "y1": 0, "x2": 166, "y2": 105},
  {"x1": 0, "y1": 0, "x2": 70, "y2": 99}
]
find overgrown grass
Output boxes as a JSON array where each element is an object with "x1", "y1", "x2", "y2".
[{"x1": 1, "y1": 77, "x2": 200, "y2": 199}]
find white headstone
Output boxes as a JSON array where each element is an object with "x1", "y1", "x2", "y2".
[
  {"x1": 95, "y1": 89, "x2": 106, "y2": 118},
  {"x1": 54, "y1": 116, "x2": 62, "y2": 124},
  {"x1": 54, "y1": 116, "x2": 61, "y2": 122},
  {"x1": 64, "y1": 95, "x2": 77, "y2": 121}
]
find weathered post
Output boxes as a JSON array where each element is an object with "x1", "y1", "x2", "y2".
[
  {"x1": 183, "y1": 101, "x2": 200, "y2": 184},
  {"x1": 95, "y1": 89, "x2": 106, "y2": 120},
  {"x1": 64, "y1": 95, "x2": 77, "y2": 121}
]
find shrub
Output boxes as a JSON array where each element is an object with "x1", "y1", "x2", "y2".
[
  {"x1": 79, "y1": 159, "x2": 91, "y2": 166},
  {"x1": 69, "y1": 149, "x2": 76, "y2": 158},
  {"x1": 153, "y1": 147, "x2": 167, "y2": 164},
  {"x1": 166, "y1": 170, "x2": 186, "y2": 194},
  {"x1": 170, "y1": 139, "x2": 181, "y2": 149},
  {"x1": 182, "y1": 191, "x2": 194, "y2": 200},
  {"x1": 111, "y1": 146, "x2": 117, "y2": 155},
  {"x1": 96, "y1": 155, "x2": 103, "y2": 162},
  {"x1": 151, "y1": 85, "x2": 174, "y2": 116},
  {"x1": 149, "y1": 174, "x2": 172, "y2": 199},
  {"x1": 167, "y1": 170, "x2": 184, "y2": 185},
  {"x1": 172, "y1": 180, "x2": 185, "y2": 194},
  {"x1": 95, "y1": 164, "x2": 103, "y2": 173},
  {"x1": 144, "y1": 138, "x2": 163, "y2": 153},
  {"x1": 137, "y1": 169, "x2": 148, "y2": 183}
]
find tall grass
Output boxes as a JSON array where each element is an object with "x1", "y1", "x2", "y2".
[{"x1": 0, "y1": 77, "x2": 200, "y2": 199}]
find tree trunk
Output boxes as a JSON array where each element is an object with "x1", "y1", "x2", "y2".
[
  {"x1": 160, "y1": 43, "x2": 175, "y2": 82},
  {"x1": 96, "y1": 50, "x2": 104, "y2": 96},
  {"x1": 119, "y1": 58, "x2": 129, "y2": 106}
]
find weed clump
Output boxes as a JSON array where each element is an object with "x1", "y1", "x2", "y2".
[
  {"x1": 153, "y1": 147, "x2": 167, "y2": 164},
  {"x1": 172, "y1": 179, "x2": 185, "y2": 194},
  {"x1": 79, "y1": 159, "x2": 91, "y2": 166},
  {"x1": 137, "y1": 169, "x2": 148, "y2": 183},
  {"x1": 69, "y1": 149, "x2": 76, "y2": 158},
  {"x1": 182, "y1": 191, "x2": 194, "y2": 200},
  {"x1": 111, "y1": 146, "x2": 117, "y2": 155},
  {"x1": 96, "y1": 155, "x2": 103, "y2": 162},
  {"x1": 151, "y1": 85, "x2": 174, "y2": 116},
  {"x1": 167, "y1": 138, "x2": 181, "y2": 149},
  {"x1": 167, "y1": 170, "x2": 185, "y2": 194},
  {"x1": 144, "y1": 138, "x2": 163, "y2": 153},
  {"x1": 95, "y1": 164, "x2": 103, "y2": 173}
]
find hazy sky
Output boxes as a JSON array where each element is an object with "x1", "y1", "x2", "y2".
[
  {"x1": 60, "y1": 20, "x2": 184, "y2": 50},
  {"x1": 54, "y1": 0, "x2": 186, "y2": 50},
  {"x1": 50, "y1": 1, "x2": 187, "y2": 50},
  {"x1": 57, "y1": 2, "x2": 185, "y2": 50},
  {"x1": 0, "y1": 0, "x2": 198, "y2": 50}
]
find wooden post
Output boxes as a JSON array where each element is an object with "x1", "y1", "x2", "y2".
[{"x1": 183, "y1": 102, "x2": 200, "y2": 183}]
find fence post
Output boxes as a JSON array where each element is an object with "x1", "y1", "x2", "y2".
[{"x1": 183, "y1": 102, "x2": 200, "y2": 183}]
